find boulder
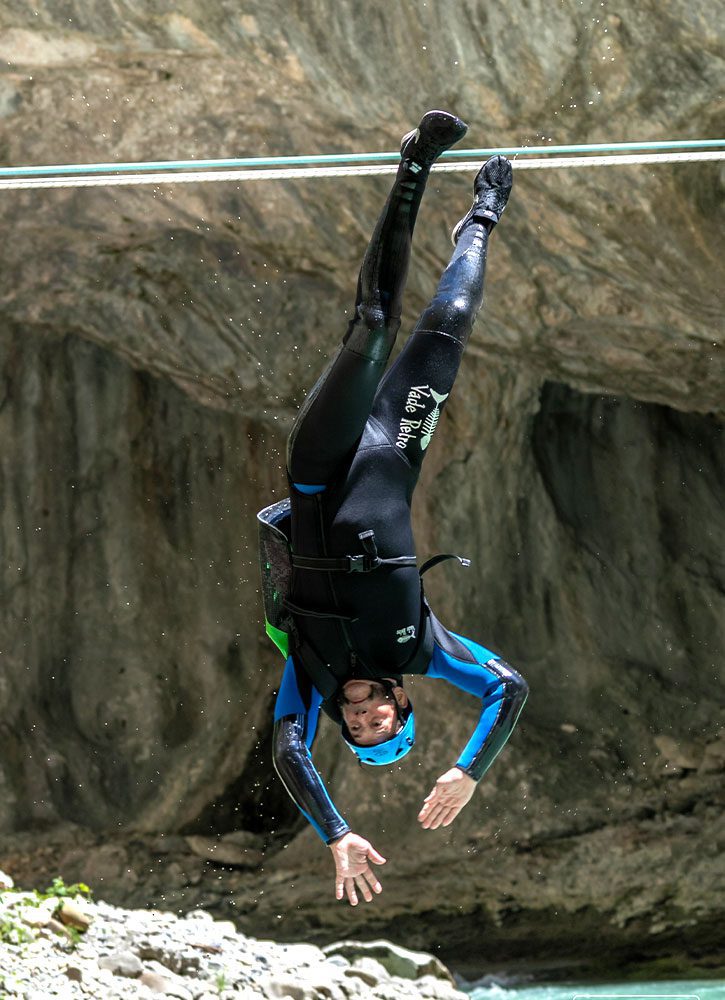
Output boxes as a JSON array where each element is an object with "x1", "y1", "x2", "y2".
[
  {"x1": 57, "y1": 898, "x2": 94, "y2": 931},
  {"x1": 415, "y1": 975, "x2": 468, "y2": 1000},
  {"x1": 98, "y1": 951, "x2": 143, "y2": 978},
  {"x1": 323, "y1": 941, "x2": 454, "y2": 984},
  {"x1": 184, "y1": 835, "x2": 264, "y2": 868},
  {"x1": 15, "y1": 897, "x2": 57, "y2": 928},
  {"x1": 343, "y1": 957, "x2": 390, "y2": 987},
  {"x1": 140, "y1": 962, "x2": 194, "y2": 999}
]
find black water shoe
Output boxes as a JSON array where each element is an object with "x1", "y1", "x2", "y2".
[
  {"x1": 451, "y1": 154, "x2": 513, "y2": 244},
  {"x1": 400, "y1": 110, "x2": 468, "y2": 170}
]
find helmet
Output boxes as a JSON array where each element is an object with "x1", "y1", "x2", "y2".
[{"x1": 342, "y1": 703, "x2": 415, "y2": 766}]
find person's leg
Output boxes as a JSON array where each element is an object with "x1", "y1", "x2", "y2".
[
  {"x1": 286, "y1": 111, "x2": 468, "y2": 487},
  {"x1": 370, "y1": 156, "x2": 513, "y2": 481}
]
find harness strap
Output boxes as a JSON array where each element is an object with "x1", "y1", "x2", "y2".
[
  {"x1": 291, "y1": 553, "x2": 418, "y2": 573},
  {"x1": 291, "y1": 532, "x2": 470, "y2": 577},
  {"x1": 292, "y1": 634, "x2": 340, "y2": 702},
  {"x1": 290, "y1": 528, "x2": 417, "y2": 574},
  {"x1": 419, "y1": 553, "x2": 471, "y2": 575},
  {"x1": 283, "y1": 598, "x2": 359, "y2": 622}
]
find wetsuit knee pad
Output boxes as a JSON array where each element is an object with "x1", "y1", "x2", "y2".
[
  {"x1": 343, "y1": 313, "x2": 400, "y2": 363},
  {"x1": 419, "y1": 293, "x2": 476, "y2": 347}
]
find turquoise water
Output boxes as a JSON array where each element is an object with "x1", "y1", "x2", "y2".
[{"x1": 468, "y1": 979, "x2": 725, "y2": 1000}]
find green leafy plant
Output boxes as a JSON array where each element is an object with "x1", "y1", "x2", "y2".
[
  {"x1": 61, "y1": 926, "x2": 83, "y2": 952},
  {"x1": 0, "y1": 877, "x2": 93, "y2": 952},
  {"x1": 0, "y1": 917, "x2": 34, "y2": 946},
  {"x1": 215, "y1": 970, "x2": 228, "y2": 991},
  {"x1": 41, "y1": 877, "x2": 93, "y2": 902}
]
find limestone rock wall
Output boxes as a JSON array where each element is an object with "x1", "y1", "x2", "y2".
[{"x1": 0, "y1": 0, "x2": 723, "y2": 977}]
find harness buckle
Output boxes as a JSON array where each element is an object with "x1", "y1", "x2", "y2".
[{"x1": 348, "y1": 554, "x2": 367, "y2": 573}]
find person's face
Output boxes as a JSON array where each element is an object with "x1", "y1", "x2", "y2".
[{"x1": 340, "y1": 679, "x2": 409, "y2": 747}]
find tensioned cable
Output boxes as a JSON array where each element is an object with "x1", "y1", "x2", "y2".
[
  {"x1": 0, "y1": 138, "x2": 723, "y2": 179},
  {"x1": 0, "y1": 150, "x2": 723, "y2": 191}
]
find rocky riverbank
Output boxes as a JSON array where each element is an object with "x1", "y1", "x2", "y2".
[
  {"x1": 0, "y1": 870, "x2": 467, "y2": 1000},
  {"x1": 3, "y1": 819, "x2": 725, "y2": 988}
]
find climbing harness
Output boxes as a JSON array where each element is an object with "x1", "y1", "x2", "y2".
[{"x1": 258, "y1": 497, "x2": 469, "y2": 659}]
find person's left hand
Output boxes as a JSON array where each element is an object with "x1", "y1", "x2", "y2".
[{"x1": 418, "y1": 767, "x2": 476, "y2": 829}]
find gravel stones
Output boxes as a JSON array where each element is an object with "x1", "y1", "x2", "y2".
[
  {"x1": 140, "y1": 961, "x2": 196, "y2": 998},
  {"x1": 98, "y1": 950, "x2": 144, "y2": 977},
  {"x1": 14, "y1": 896, "x2": 58, "y2": 928},
  {"x1": 0, "y1": 881, "x2": 465, "y2": 999}
]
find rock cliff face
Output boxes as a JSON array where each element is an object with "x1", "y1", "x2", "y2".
[{"x1": 1, "y1": 0, "x2": 723, "y2": 982}]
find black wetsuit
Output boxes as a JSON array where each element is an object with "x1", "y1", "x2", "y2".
[{"x1": 271, "y1": 141, "x2": 528, "y2": 843}]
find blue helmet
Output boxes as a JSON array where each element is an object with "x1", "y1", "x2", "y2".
[{"x1": 342, "y1": 703, "x2": 415, "y2": 766}]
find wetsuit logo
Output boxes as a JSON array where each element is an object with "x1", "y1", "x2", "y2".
[
  {"x1": 396, "y1": 385, "x2": 449, "y2": 451},
  {"x1": 396, "y1": 625, "x2": 417, "y2": 644}
]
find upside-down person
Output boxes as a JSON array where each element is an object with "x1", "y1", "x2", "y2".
[{"x1": 257, "y1": 110, "x2": 528, "y2": 906}]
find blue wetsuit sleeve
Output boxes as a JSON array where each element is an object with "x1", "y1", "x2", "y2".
[
  {"x1": 427, "y1": 626, "x2": 529, "y2": 781},
  {"x1": 274, "y1": 654, "x2": 322, "y2": 724},
  {"x1": 272, "y1": 656, "x2": 351, "y2": 845}
]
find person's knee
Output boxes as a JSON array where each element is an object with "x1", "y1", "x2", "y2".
[
  {"x1": 354, "y1": 300, "x2": 389, "y2": 333},
  {"x1": 343, "y1": 312, "x2": 399, "y2": 363},
  {"x1": 422, "y1": 291, "x2": 476, "y2": 343}
]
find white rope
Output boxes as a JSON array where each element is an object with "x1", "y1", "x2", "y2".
[{"x1": 0, "y1": 150, "x2": 722, "y2": 191}]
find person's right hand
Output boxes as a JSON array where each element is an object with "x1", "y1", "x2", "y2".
[{"x1": 328, "y1": 832, "x2": 386, "y2": 906}]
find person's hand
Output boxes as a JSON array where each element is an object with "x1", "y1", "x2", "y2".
[
  {"x1": 328, "y1": 832, "x2": 386, "y2": 906},
  {"x1": 418, "y1": 767, "x2": 476, "y2": 829}
]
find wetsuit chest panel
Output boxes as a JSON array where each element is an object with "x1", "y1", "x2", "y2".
[{"x1": 288, "y1": 421, "x2": 425, "y2": 678}]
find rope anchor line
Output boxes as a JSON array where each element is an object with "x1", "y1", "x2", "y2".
[
  {"x1": 0, "y1": 150, "x2": 723, "y2": 191},
  {"x1": 1, "y1": 138, "x2": 724, "y2": 180}
]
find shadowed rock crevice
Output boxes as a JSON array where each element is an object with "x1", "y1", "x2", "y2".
[
  {"x1": 531, "y1": 381, "x2": 725, "y2": 702},
  {"x1": 180, "y1": 693, "x2": 308, "y2": 844}
]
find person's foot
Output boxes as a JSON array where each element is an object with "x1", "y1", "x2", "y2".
[
  {"x1": 400, "y1": 110, "x2": 468, "y2": 170},
  {"x1": 451, "y1": 154, "x2": 513, "y2": 244}
]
